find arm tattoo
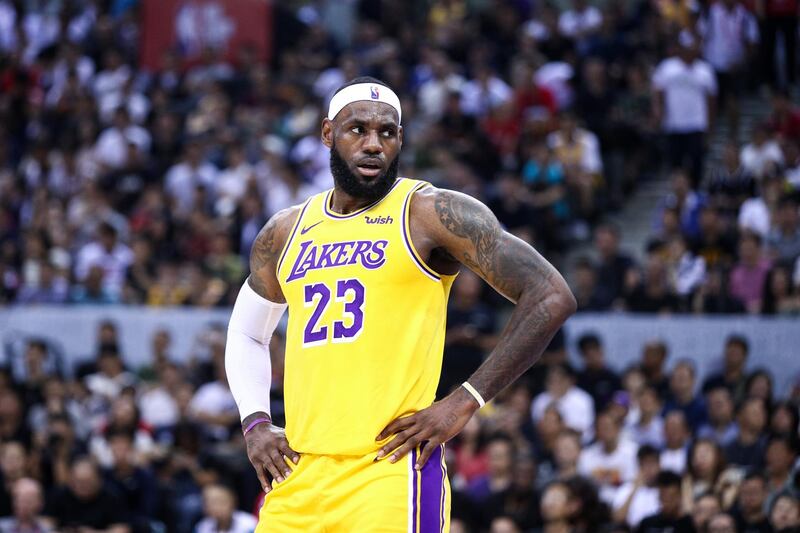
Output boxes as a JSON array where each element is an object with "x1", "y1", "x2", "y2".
[
  {"x1": 248, "y1": 216, "x2": 282, "y2": 297},
  {"x1": 434, "y1": 190, "x2": 574, "y2": 402}
]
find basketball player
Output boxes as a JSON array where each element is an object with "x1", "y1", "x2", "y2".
[{"x1": 225, "y1": 77, "x2": 576, "y2": 532}]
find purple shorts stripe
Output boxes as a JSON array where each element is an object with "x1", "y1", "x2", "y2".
[
  {"x1": 418, "y1": 444, "x2": 444, "y2": 532},
  {"x1": 411, "y1": 448, "x2": 419, "y2": 533}
]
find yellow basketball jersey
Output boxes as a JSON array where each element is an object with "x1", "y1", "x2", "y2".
[{"x1": 276, "y1": 178, "x2": 456, "y2": 456}]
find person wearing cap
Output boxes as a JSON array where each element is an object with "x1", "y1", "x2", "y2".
[{"x1": 224, "y1": 76, "x2": 576, "y2": 531}]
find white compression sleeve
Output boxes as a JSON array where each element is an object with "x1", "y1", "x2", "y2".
[{"x1": 225, "y1": 281, "x2": 288, "y2": 422}]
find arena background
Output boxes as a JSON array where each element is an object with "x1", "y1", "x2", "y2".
[{"x1": 0, "y1": 1, "x2": 799, "y2": 532}]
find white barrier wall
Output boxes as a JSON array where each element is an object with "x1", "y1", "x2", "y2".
[{"x1": 1, "y1": 307, "x2": 799, "y2": 393}]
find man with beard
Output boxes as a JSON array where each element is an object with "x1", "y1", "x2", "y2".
[{"x1": 224, "y1": 77, "x2": 576, "y2": 531}]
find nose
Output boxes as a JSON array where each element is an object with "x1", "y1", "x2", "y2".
[{"x1": 362, "y1": 129, "x2": 382, "y2": 155}]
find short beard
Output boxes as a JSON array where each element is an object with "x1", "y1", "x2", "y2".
[{"x1": 329, "y1": 141, "x2": 399, "y2": 203}]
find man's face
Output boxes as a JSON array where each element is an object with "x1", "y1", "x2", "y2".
[
  {"x1": 659, "y1": 485, "x2": 682, "y2": 516},
  {"x1": 693, "y1": 495, "x2": 721, "y2": 529},
  {"x1": 323, "y1": 100, "x2": 402, "y2": 203},
  {"x1": 724, "y1": 343, "x2": 747, "y2": 371},
  {"x1": 738, "y1": 478, "x2": 766, "y2": 514}
]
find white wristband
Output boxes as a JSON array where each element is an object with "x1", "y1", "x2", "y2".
[{"x1": 462, "y1": 382, "x2": 486, "y2": 408}]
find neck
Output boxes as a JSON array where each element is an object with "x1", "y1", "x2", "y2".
[
  {"x1": 216, "y1": 516, "x2": 232, "y2": 531},
  {"x1": 738, "y1": 428, "x2": 758, "y2": 444},
  {"x1": 603, "y1": 441, "x2": 618, "y2": 454},
  {"x1": 330, "y1": 188, "x2": 374, "y2": 214},
  {"x1": 744, "y1": 508, "x2": 764, "y2": 522}
]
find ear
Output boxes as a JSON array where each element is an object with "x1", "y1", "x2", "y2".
[
  {"x1": 321, "y1": 118, "x2": 333, "y2": 148},
  {"x1": 397, "y1": 125, "x2": 404, "y2": 148}
]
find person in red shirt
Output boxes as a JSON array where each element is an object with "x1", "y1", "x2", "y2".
[{"x1": 767, "y1": 89, "x2": 800, "y2": 140}]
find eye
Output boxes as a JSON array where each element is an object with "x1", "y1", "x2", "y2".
[
  {"x1": 381, "y1": 129, "x2": 395, "y2": 138},
  {"x1": 350, "y1": 125, "x2": 364, "y2": 134}
]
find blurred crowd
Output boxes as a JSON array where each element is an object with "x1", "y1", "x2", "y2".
[
  {"x1": 0, "y1": 0, "x2": 795, "y2": 311},
  {"x1": 0, "y1": 302, "x2": 798, "y2": 532}
]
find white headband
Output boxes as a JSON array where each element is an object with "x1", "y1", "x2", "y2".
[{"x1": 327, "y1": 83, "x2": 402, "y2": 124}]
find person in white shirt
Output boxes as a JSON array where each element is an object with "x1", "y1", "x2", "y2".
[
  {"x1": 612, "y1": 445, "x2": 662, "y2": 527},
  {"x1": 93, "y1": 107, "x2": 151, "y2": 171},
  {"x1": 416, "y1": 50, "x2": 466, "y2": 121},
  {"x1": 531, "y1": 363, "x2": 595, "y2": 440},
  {"x1": 626, "y1": 386, "x2": 666, "y2": 448},
  {"x1": 578, "y1": 410, "x2": 639, "y2": 504},
  {"x1": 459, "y1": 64, "x2": 513, "y2": 117},
  {"x1": 74, "y1": 222, "x2": 134, "y2": 297},
  {"x1": 652, "y1": 31, "x2": 718, "y2": 187},
  {"x1": 660, "y1": 410, "x2": 691, "y2": 474},
  {"x1": 740, "y1": 123, "x2": 784, "y2": 179},
  {"x1": 698, "y1": 0, "x2": 758, "y2": 138},
  {"x1": 195, "y1": 484, "x2": 257, "y2": 533},
  {"x1": 215, "y1": 143, "x2": 256, "y2": 217},
  {"x1": 165, "y1": 140, "x2": 219, "y2": 220},
  {"x1": 558, "y1": 0, "x2": 603, "y2": 54}
]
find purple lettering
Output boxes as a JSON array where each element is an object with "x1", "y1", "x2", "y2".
[
  {"x1": 333, "y1": 242, "x2": 355, "y2": 266},
  {"x1": 348, "y1": 240, "x2": 373, "y2": 265},
  {"x1": 317, "y1": 243, "x2": 337, "y2": 268},
  {"x1": 363, "y1": 240, "x2": 388, "y2": 269},
  {"x1": 286, "y1": 240, "x2": 313, "y2": 282}
]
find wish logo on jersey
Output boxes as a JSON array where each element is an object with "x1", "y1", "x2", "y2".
[{"x1": 286, "y1": 239, "x2": 389, "y2": 282}]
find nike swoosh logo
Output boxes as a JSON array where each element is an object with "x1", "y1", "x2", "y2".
[{"x1": 300, "y1": 221, "x2": 322, "y2": 235}]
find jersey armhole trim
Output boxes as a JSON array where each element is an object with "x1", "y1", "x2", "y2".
[
  {"x1": 275, "y1": 199, "x2": 311, "y2": 280},
  {"x1": 402, "y1": 182, "x2": 443, "y2": 282}
]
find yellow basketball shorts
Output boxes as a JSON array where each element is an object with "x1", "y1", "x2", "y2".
[{"x1": 256, "y1": 444, "x2": 451, "y2": 532}]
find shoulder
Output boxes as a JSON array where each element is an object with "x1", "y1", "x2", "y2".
[
  {"x1": 250, "y1": 203, "x2": 305, "y2": 262},
  {"x1": 410, "y1": 185, "x2": 495, "y2": 233}
]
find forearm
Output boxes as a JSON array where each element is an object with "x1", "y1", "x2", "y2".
[
  {"x1": 466, "y1": 286, "x2": 574, "y2": 402},
  {"x1": 225, "y1": 281, "x2": 287, "y2": 422}
]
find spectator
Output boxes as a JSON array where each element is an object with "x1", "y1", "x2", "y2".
[
  {"x1": 640, "y1": 340, "x2": 670, "y2": 398},
  {"x1": 89, "y1": 395, "x2": 156, "y2": 469},
  {"x1": 686, "y1": 439, "x2": 728, "y2": 500},
  {"x1": 576, "y1": 333, "x2": 621, "y2": 412},
  {"x1": 84, "y1": 346, "x2": 138, "y2": 404},
  {"x1": 757, "y1": 0, "x2": 797, "y2": 88},
  {"x1": 767, "y1": 196, "x2": 800, "y2": 263},
  {"x1": 44, "y1": 457, "x2": 130, "y2": 532},
  {"x1": 740, "y1": 124, "x2": 784, "y2": 180},
  {"x1": 652, "y1": 31, "x2": 717, "y2": 187},
  {"x1": 74, "y1": 222, "x2": 134, "y2": 300},
  {"x1": 624, "y1": 254, "x2": 681, "y2": 313},
  {"x1": 661, "y1": 411, "x2": 691, "y2": 474},
  {"x1": 612, "y1": 445, "x2": 662, "y2": 528},
  {"x1": 731, "y1": 472, "x2": 772, "y2": 533},
  {"x1": 188, "y1": 353, "x2": 238, "y2": 442},
  {"x1": 0, "y1": 478, "x2": 52, "y2": 533},
  {"x1": 698, "y1": 0, "x2": 758, "y2": 139},
  {"x1": 541, "y1": 429, "x2": 583, "y2": 486},
  {"x1": 547, "y1": 112, "x2": 604, "y2": 223},
  {"x1": 571, "y1": 256, "x2": 606, "y2": 311},
  {"x1": 762, "y1": 264, "x2": 800, "y2": 314},
  {"x1": 0, "y1": 442, "x2": 28, "y2": 516},
  {"x1": 769, "y1": 493, "x2": 800, "y2": 532},
  {"x1": 724, "y1": 397, "x2": 768, "y2": 468},
  {"x1": 699, "y1": 387, "x2": 739, "y2": 446},
  {"x1": 656, "y1": 170, "x2": 707, "y2": 241},
  {"x1": 531, "y1": 364, "x2": 595, "y2": 439},
  {"x1": 769, "y1": 402, "x2": 799, "y2": 440},
  {"x1": 664, "y1": 361, "x2": 707, "y2": 432},
  {"x1": 705, "y1": 513, "x2": 737, "y2": 533},
  {"x1": 767, "y1": 89, "x2": 800, "y2": 142},
  {"x1": 702, "y1": 335, "x2": 751, "y2": 400},
  {"x1": 483, "y1": 451, "x2": 540, "y2": 531},
  {"x1": 593, "y1": 223, "x2": 635, "y2": 309},
  {"x1": 164, "y1": 141, "x2": 219, "y2": 222},
  {"x1": 578, "y1": 410, "x2": 639, "y2": 503},
  {"x1": 103, "y1": 429, "x2": 158, "y2": 532},
  {"x1": 627, "y1": 386, "x2": 665, "y2": 449},
  {"x1": 637, "y1": 471, "x2": 696, "y2": 533},
  {"x1": 692, "y1": 493, "x2": 722, "y2": 532},
  {"x1": 558, "y1": 0, "x2": 603, "y2": 53},
  {"x1": 468, "y1": 434, "x2": 514, "y2": 503},
  {"x1": 765, "y1": 438, "x2": 798, "y2": 502},
  {"x1": 195, "y1": 484, "x2": 256, "y2": 533}
]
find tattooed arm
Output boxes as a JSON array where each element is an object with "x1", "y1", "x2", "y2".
[
  {"x1": 229, "y1": 206, "x2": 302, "y2": 492},
  {"x1": 376, "y1": 187, "x2": 575, "y2": 468},
  {"x1": 429, "y1": 188, "x2": 576, "y2": 400}
]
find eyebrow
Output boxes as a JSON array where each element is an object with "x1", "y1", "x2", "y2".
[{"x1": 343, "y1": 115, "x2": 398, "y2": 129}]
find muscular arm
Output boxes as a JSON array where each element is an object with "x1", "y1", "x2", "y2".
[
  {"x1": 227, "y1": 206, "x2": 302, "y2": 491},
  {"x1": 424, "y1": 187, "x2": 576, "y2": 402},
  {"x1": 376, "y1": 188, "x2": 575, "y2": 467}
]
